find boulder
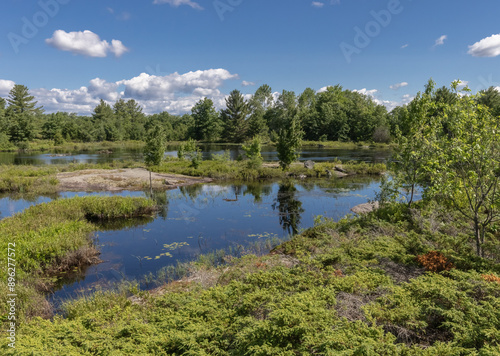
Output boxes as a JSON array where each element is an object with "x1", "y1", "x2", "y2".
[
  {"x1": 350, "y1": 201, "x2": 379, "y2": 214},
  {"x1": 333, "y1": 171, "x2": 348, "y2": 178},
  {"x1": 334, "y1": 165, "x2": 347, "y2": 173},
  {"x1": 304, "y1": 160, "x2": 315, "y2": 169}
]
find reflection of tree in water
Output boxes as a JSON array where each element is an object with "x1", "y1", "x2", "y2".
[
  {"x1": 144, "y1": 190, "x2": 169, "y2": 219},
  {"x1": 243, "y1": 182, "x2": 273, "y2": 203},
  {"x1": 273, "y1": 181, "x2": 304, "y2": 235},
  {"x1": 179, "y1": 184, "x2": 204, "y2": 201}
]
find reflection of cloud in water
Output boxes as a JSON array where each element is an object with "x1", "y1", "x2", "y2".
[{"x1": 201, "y1": 185, "x2": 231, "y2": 194}]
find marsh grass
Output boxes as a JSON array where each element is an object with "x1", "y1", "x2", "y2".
[{"x1": 0, "y1": 196, "x2": 156, "y2": 325}]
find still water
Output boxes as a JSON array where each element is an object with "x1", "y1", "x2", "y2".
[
  {"x1": 0, "y1": 177, "x2": 382, "y2": 302},
  {"x1": 0, "y1": 144, "x2": 391, "y2": 165}
]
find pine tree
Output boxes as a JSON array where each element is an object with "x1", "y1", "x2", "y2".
[{"x1": 221, "y1": 89, "x2": 249, "y2": 143}]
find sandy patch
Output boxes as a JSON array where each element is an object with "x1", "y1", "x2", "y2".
[{"x1": 57, "y1": 168, "x2": 212, "y2": 191}]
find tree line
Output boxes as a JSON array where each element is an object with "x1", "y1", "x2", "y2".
[
  {"x1": 2, "y1": 82, "x2": 500, "y2": 150},
  {"x1": 0, "y1": 83, "x2": 392, "y2": 148}
]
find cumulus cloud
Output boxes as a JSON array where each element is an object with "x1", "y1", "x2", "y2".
[
  {"x1": 118, "y1": 69, "x2": 238, "y2": 100},
  {"x1": 153, "y1": 0, "x2": 203, "y2": 10},
  {"x1": 46, "y1": 30, "x2": 129, "y2": 58},
  {"x1": 0, "y1": 68, "x2": 239, "y2": 115},
  {"x1": 455, "y1": 80, "x2": 469, "y2": 89},
  {"x1": 468, "y1": 34, "x2": 500, "y2": 57},
  {"x1": 354, "y1": 88, "x2": 378, "y2": 97},
  {"x1": 390, "y1": 82, "x2": 408, "y2": 90},
  {"x1": 242, "y1": 81, "x2": 256, "y2": 87},
  {"x1": 434, "y1": 35, "x2": 447, "y2": 47},
  {"x1": 312, "y1": 2, "x2": 324, "y2": 8},
  {"x1": 0, "y1": 79, "x2": 15, "y2": 97},
  {"x1": 401, "y1": 44, "x2": 408, "y2": 49}
]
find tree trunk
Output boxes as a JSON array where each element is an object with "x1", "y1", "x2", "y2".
[
  {"x1": 149, "y1": 170, "x2": 152, "y2": 197},
  {"x1": 474, "y1": 218, "x2": 482, "y2": 257},
  {"x1": 408, "y1": 183, "x2": 415, "y2": 207}
]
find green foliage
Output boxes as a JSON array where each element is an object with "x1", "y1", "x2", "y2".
[
  {"x1": 192, "y1": 98, "x2": 222, "y2": 142},
  {"x1": 211, "y1": 149, "x2": 231, "y2": 162},
  {"x1": 275, "y1": 91, "x2": 303, "y2": 170},
  {"x1": 4, "y1": 196, "x2": 500, "y2": 354},
  {"x1": 241, "y1": 136, "x2": 263, "y2": 169},
  {"x1": 177, "y1": 139, "x2": 203, "y2": 168},
  {"x1": 391, "y1": 80, "x2": 500, "y2": 256},
  {"x1": 143, "y1": 123, "x2": 167, "y2": 167},
  {"x1": 221, "y1": 89, "x2": 249, "y2": 143}
]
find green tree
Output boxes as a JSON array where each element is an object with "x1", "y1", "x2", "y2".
[
  {"x1": 114, "y1": 99, "x2": 146, "y2": 140},
  {"x1": 221, "y1": 89, "x2": 249, "y2": 143},
  {"x1": 315, "y1": 85, "x2": 349, "y2": 141},
  {"x1": 298, "y1": 87, "x2": 318, "y2": 140},
  {"x1": 192, "y1": 98, "x2": 221, "y2": 142},
  {"x1": 91, "y1": 99, "x2": 116, "y2": 141},
  {"x1": 275, "y1": 91, "x2": 303, "y2": 170},
  {"x1": 391, "y1": 82, "x2": 439, "y2": 206},
  {"x1": 5, "y1": 85, "x2": 42, "y2": 144},
  {"x1": 429, "y1": 82, "x2": 500, "y2": 257},
  {"x1": 242, "y1": 136, "x2": 263, "y2": 169},
  {"x1": 7, "y1": 84, "x2": 42, "y2": 115},
  {"x1": 144, "y1": 123, "x2": 167, "y2": 194},
  {"x1": 248, "y1": 84, "x2": 273, "y2": 138},
  {"x1": 477, "y1": 86, "x2": 500, "y2": 118}
]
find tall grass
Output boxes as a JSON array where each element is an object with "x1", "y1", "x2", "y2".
[{"x1": 0, "y1": 196, "x2": 156, "y2": 323}]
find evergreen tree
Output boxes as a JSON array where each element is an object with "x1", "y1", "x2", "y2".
[
  {"x1": 5, "y1": 85, "x2": 42, "y2": 144},
  {"x1": 91, "y1": 99, "x2": 116, "y2": 141},
  {"x1": 7, "y1": 84, "x2": 43, "y2": 115},
  {"x1": 275, "y1": 91, "x2": 303, "y2": 170},
  {"x1": 192, "y1": 98, "x2": 221, "y2": 142},
  {"x1": 221, "y1": 89, "x2": 249, "y2": 143}
]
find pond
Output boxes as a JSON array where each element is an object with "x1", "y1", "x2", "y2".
[
  {"x1": 0, "y1": 144, "x2": 391, "y2": 165},
  {"x1": 0, "y1": 176, "x2": 383, "y2": 303}
]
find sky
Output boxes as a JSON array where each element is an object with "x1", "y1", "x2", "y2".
[{"x1": 1, "y1": 0, "x2": 500, "y2": 115}]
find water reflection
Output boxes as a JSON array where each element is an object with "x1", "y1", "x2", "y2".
[
  {"x1": 274, "y1": 181, "x2": 304, "y2": 235},
  {"x1": 0, "y1": 144, "x2": 392, "y2": 165},
  {"x1": 0, "y1": 177, "x2": 383, "y2": 302}
]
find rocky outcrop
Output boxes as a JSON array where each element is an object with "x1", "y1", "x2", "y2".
[{"x1": 351, "y1": 201, "x2": 379, "y2": 214}]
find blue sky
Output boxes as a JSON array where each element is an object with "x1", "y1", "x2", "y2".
[{"x1": 1, "y1": 0, "x2": 500, "y2": 115}]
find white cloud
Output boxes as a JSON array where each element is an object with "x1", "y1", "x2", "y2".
[
  {"x1": 153, "y1": 0, "x2": 203, "y2": 10},
  {"x1": 242, "y1": 81, "x2": 256, "y2": 87},
  {"x1": 0, "y1": 68, "x2": 239, "y2": 115},
  {"x1": 454, "y1": 80, "x2": 469, "y2": 89},
  {"x1": 46, "y1": 30, "x2": 129, "y2": 58},
  {"x1": 118, "y1": 69, "x2": 238, "y2": 100},
  {"x1": 468, "y1": 34, "x2": 500, "y2": 57},
  {"x1": 434, "y1": 35, "x2": 447, "y2": 47},
  {"x1": 354, "y1": 88, "x2": 378, "y2": 97},
  {"x1": 401, "y1": 44, "x2": 408, "y2": 49},
  {"x1": 390, "y1": 82, "x2": 408, "y2": 90},
  {"x1": 317, "y1": 86, "x2": 329, "y2": 93},
  {"x1": 0, "y1": 79, "x2": 15, "y2": 97},
  {"x1": 312, "y1": 2, "x2": 324, "y2": 8}
]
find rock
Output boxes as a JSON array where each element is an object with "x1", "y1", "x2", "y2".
[
  {"x1": 333, "y1": 171, "x2": 348, "y2": 178},
  {"x1": 325, "y1": 169, "x2": 333, "y2": 177},
  {"x1": 334, "y1": 165, "x2": 347, "y2": 173},
  {"x1": 351, "y1": 201, "x2": 379, "y2": 214},
  {"x1": 304, "y1": 160, "x2": 315, "y2": 169},
  {"x1": 164, "y1": 179, "x2": 173, "y2": 185}
]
